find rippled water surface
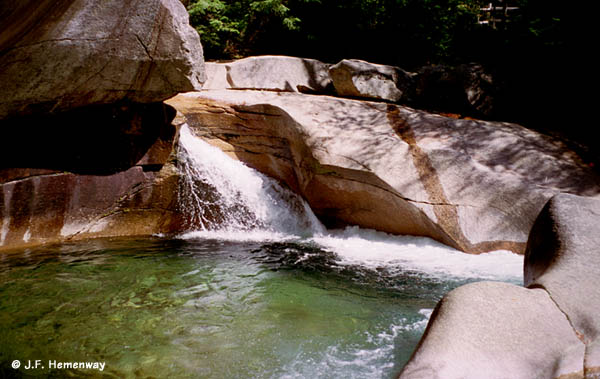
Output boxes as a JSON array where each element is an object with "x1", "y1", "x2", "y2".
[{"x1": 0, "y1": 235, "x2": 521, "y2": 378}]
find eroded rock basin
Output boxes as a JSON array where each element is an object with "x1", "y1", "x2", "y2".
[{"x1": 0, "y1": 233, "x2": 521, "y2": 378}]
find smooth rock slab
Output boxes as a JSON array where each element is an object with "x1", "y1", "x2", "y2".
[
  {"x1": 399, "y1": 282, "x2": 585, "y2": 379},
  {"x1": 329, "y1": 59, "x2": 415, "y2": 102},
  {"x1": 401, "y1": 194, "x2": 600, "y2": 378},
  {"x1": 0, "y1": 0, "x2": 205, "y2": 118},
  {"x1": 167, "y1": 92, "x2": 457, "y2": 249},
  {"x1": 202, "y1": 55, "x2": 332, "y2": 93},
  {"x1": 0, "y1": 165, "x2": 183, "y2": 251},
  {"x1": 168, "y1": 90, "x2": 600, "y2": 254}
]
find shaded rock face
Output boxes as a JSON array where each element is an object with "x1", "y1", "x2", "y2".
[
  {"x1": 329, "y1": 59, "x2": 415, "y2": 103},
  {"x1": 525, "y1": 194, "x2": 600, "y2": 376},
  {"x1": 167, "y1": 90, "x2": 600, "y2": 254},
  {"x1": 0, "y1": 0, "x2": 207, "y2": 251},
  {"x1": 400, "y1": 194, "x2": 600, "y2": 378},
  {"x1": 0, "y1": 0, "x2": 205, "y2": 119},
  {"x1": 0, "y1": 102, "x2": 177, "y2": 175},
  {"x1": 0, "y1": 104, "x2": 185, "y2": 251},
  {"x1": 415, "y1": 63, "x2": 497, "y2": 118},
  {"x1": 0, "y1": 165, "x2": 184, "y2": 251},
  {"x1": 203, "y1": 56, "x2": 332, "y2": 93}
]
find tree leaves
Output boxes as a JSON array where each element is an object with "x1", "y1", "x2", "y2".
[
  {"x1": 187, "y1": 0, "x2": 564, "y2": 72},
  {"x1": 188, "y1": 0, "x2": 314, "y2": 58}
]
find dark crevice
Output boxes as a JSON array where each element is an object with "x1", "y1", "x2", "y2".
[
  {"x1": 231, "y1": 105, "x2": 284, "y2": 118},
  {"x1": 0, "y1": 102, "x2": 176, "y2": 175}
]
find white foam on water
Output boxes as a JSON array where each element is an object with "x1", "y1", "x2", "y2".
[
  {"x1": 278, "y1": 309, "x2": 434, "y2": 379},
  {"x1": 177, "y1": 123, "x2": 523, "y2": 284},
  {"x1": 410, "y1": 309, "x2": 434, "y2": 331},
  {"x1": 311, "y1": 227, "x2": 522, "y2": 282},
  {"x1": 180, "y1": 228, "x2": 297, "y2": 243}
]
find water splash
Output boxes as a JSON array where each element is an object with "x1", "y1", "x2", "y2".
[
  {"x1": 176, "y1": 124, "x2": 522, "y2": 284},
  {"x1": 310, "y1": 227, "x2": 523, "y2": 283},
  {"x1": 277, "y1": 309, "x2": 434, "y2": 379},
  {"x1": 177, "y1": 124, "x2": 324, "y2": 236}
]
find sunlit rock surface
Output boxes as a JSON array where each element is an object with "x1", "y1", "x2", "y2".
[
  {"x1": 399, "y1": 194, "x2": 600, "y2": 378},
  {"x1": 0, "y1": 0, "x2": 205, "y2": 118},
  {"x1": 329, "y1": 59, "x2": 415, "y2": 102},
  {"x1": 398, "y1": 282, "x2": 586, "y2": 379},
  {"x1": 167, "y1": 90, "x2": 600, "y2": 254},
  {"x1": 203, "y1": 56, "x2": 332, "y2": 93},
  {"x1": 526, "y1": 194, "x2": 600, "y2": 377}
]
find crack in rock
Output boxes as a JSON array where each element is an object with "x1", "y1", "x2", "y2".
[
  {"x1": 134, "y1": 34, "x2": 176, "y2": 93},
  {"x1": 529, "y1": 283, "x2": 588, "y2": 375}
]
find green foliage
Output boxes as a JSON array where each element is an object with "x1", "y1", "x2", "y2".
[
  {"x1": 187, "y1": 0, "x2": 317, "y2": 58},
  {"x1": 186, "y1": 0, "x2": 579, "y2": 162},
  {"x1": 187, "y1": 0, "x2": 488, "y2": 67},
  {"x1": 187, "y1": 0, "x2": 565, "y2": 73},
  {"x1": 187, "y1": 0, "x2": 240, "y2": 57}
]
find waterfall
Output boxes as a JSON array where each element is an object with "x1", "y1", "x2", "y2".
[
  {"x1": 176, "y1": 124, "x2": 324, "y2": 238},
  {"x1": 175, "y1": 124, "x2": 522, "y2": 282}
]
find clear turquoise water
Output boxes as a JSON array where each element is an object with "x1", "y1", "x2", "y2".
[{"x1": 0, "y1": 236, "x2": 514, "y2": 378}]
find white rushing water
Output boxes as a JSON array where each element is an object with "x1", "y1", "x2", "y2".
[
  {"x1": 178, "y1": 125, "x2": 324, "y2": 236},
  {"x1": 177, "y1": 124, "x2": 523, "y2": 283},
  {"x1": 310, "y1": 227, "x2": 522, "y2": 282}
]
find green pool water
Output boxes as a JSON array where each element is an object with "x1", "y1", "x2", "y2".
[{"x1": 0, "y1": 236, "x2": 517, "y2": 378}]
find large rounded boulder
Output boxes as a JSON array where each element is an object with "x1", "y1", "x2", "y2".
[
  {"x1": 399, "y1": 194, "x2": 600, "y2": 378},
  {"x1": 0, "y1": 0, "x2": 206, "y2": 118},
  {"x1": 0, "y1": 0, "x2": 206, "y2": 251}
]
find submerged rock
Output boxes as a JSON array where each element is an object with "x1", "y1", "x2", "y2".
[
  {"x1": 167, "y1": 90, "x2": 600, "y2": 254},
  {"x1": 0, "y1": 0, "x2": 205, "y2": 118}
]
